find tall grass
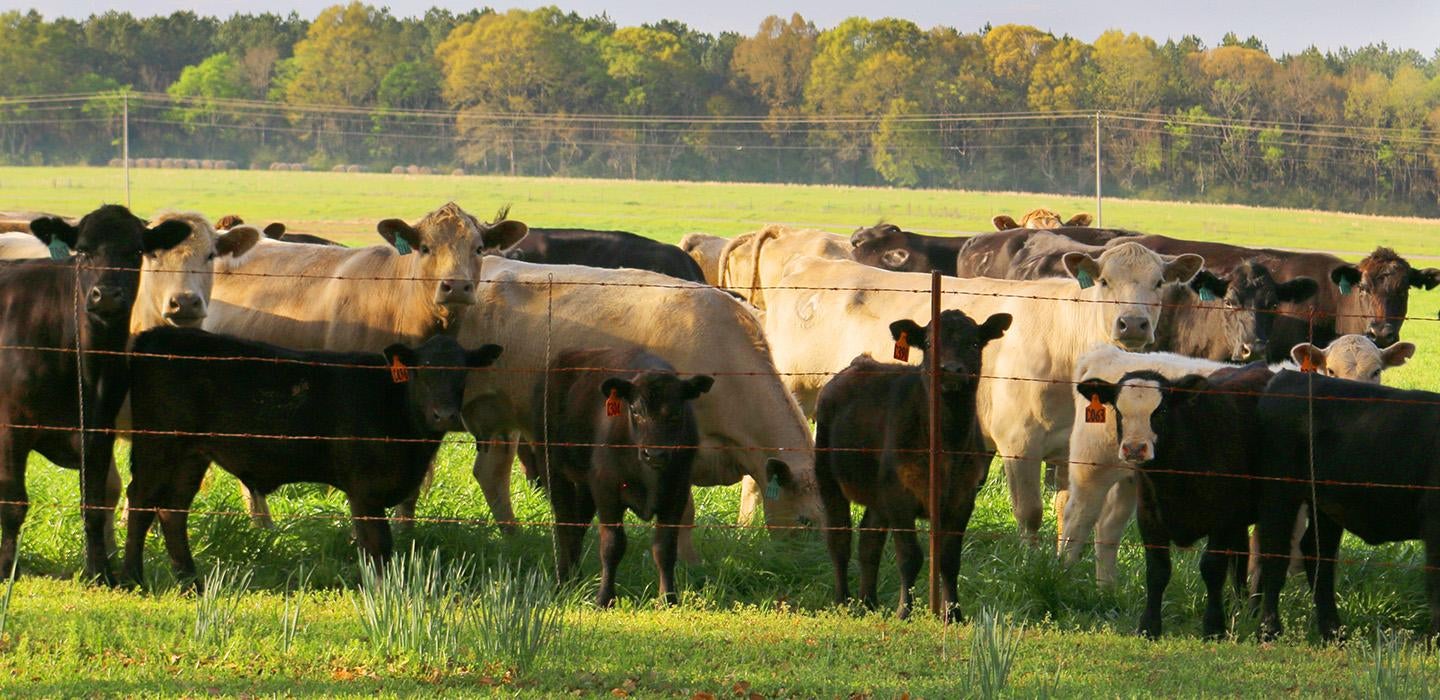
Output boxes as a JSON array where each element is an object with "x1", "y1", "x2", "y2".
[
  {"x1": 279, "y1": 565, "x2": 310, "y2": 654},
  {"x1": 351, "y1": 546, "x2": 470, "y2": 663},
  {"x1": 1353, "y1": 626, "x2": 1439, "y2": 699},
  {"x1": 466, "y1": 559, "x2": 568, "y2": 674},
  {"x1": 968, "y1": 607, "x2": 1021, "y2": 700},
  {"x1": 192, "y1": 565, "x2": 253, "y2": 649}
]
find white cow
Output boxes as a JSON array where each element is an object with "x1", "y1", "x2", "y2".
[
  {"x1": 762, "y1": 243, "x2": 1203, "y2": 538},
  {"x1": 0, "y1": 232, "x2": 49, "y2": 260},
  {"x1": 716, "y1": 224, "x2": 850, "y2": 309}
]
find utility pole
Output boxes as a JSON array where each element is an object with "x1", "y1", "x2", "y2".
[
  {"x1": 122, "y1": 90, "x2": 130, "y2": 209},
  {"x1": 1094, "y1": 111, "x2": 1102, "y2": 228}
]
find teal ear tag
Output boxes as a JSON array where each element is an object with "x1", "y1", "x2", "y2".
[
  {"x1": 1338, "y1": 278, "x2": 1352, "y2": 296},
  {"x1": 47, "y1": 238, "x2": 70, "y2": 260},
  {"x1": 393, "y1": 238, "x2": 413, "y2": 255},
  {"x1": 1076, "y1": 269, "x2": 1094, "y2": 289},
  {"x1": 1198, "y1": 287, "x2": 1217, "y2": 302},
  {"x1": 764, "y1": 474, "x2": 781, "y2": 500}
]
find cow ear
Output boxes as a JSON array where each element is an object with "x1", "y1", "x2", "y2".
[
  {"x1": 215, "y1": 214, "x2": 243, "y2": 230},
  {"x1": 481, "y1": 220, "x2": 528, "y2": 252},
  {"x1": 377, "y1": 219, "x2": 420, "y2": 253},
  {"x1": 465, "y1": 344, "x2": 504, "y2": 368},
  {"x1": 1168, "y1": 374, "x2": 1209, "y2": 402},
  {"x1": 1064, "y1": 213, "x2": 1093, "y2": 227},
  {"x1": 600, "y1": 378, "x2": 636, "y2": 403},
  {"x1": 880, "y1": 249, "x2": 910, "y2": 269},
  {"x1": 850, "y1": 226, "x2": 883, "y2": 248},
  {"x1": 979, "y1": 313, "x2": 1013, "y2": 342},
  {"x1": 682, "y1": 375, "x2": 715, "y2": 399},
  {"x1": 1062, "y1": 251, "x2": 1101, "y2": 288},
  {"x1": 1290, "y1": 343, "x2": 1326, "y2": 372},
  {"x1": 1162, "y1": 253, "x2": 1204, "y2": 284},
  {"x1": 1075, "y1": 377, "x2": 1118, "y2": 406},
  {"x1": 1380, "y1": 342, "x2": 1416, "y2": 368},
  {"x1": 1409, "y1": 267, "x2": 1440, "y2": 290},
  {"x1": 765, "y1": 458, "x2": 794, "y2": 491},
  {"x1": 382, "y1": 343, "x2": 419, "y2": 370},
  {"x1": 263, "y1": 222, "x2": 286, "y2": 239},
  {"x1": 30, "y1": 216, "x2": 79, "y2": 250},
  {"x1": 889, "y1": 319, "x2": 928, "y2": 350},
  {"x1": 1330, "y1": 265, "x2": 1361, "y2": 293},
  {"x1": 143, "y1": 219, "x2": 193, "y2": 254},
  {"x1": 1188, "y1": 270, "x2": 1228, "y2": 299},
  {"x1": 992, "y1": 215, "x2": 1019, "y2": 231},
  {"x1": 215, "y1": 225, "x2": 260, "y2": 258},
  {"x1": 1277, "y1": 276, "x2": 1319, "y2": 303}
]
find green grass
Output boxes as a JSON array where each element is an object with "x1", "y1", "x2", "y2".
[{"x1": 3, "y1": 166, "x2": 1440, "y2": 696}]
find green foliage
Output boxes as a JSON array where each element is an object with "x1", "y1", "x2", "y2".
[{"x1": 192, "y1": 565, "x2": 254, "y2": 649}]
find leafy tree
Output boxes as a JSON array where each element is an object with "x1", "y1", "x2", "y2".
[
  {"x1": 1091, "y1": 30, "x2": 1166, "y2": 111},
  {"x1": 731, "y1": 14, "x2": 817, "y2": 115},
  {"x1": 1028, "y1": 37, "x2": 1092, "y2": 111},
  {"x1": 283, "y1": 2, "x2": 401, "y2": 106}
]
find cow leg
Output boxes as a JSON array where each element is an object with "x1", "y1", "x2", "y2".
[
  {"x1": 937, "y1": 486, "x2": 978, "y2": 623},
  {"x1": 596, "y1": 518, "x2": 626, "y2": 608},
  {"x1": 156, "y1": 456, "x2": 209, "y2": 587},
  {"x1": 1002, "y1": 456, "x2": 1043, "y2": 542},
  {"x1": 1093, "y1": 477, "x2": 1137, "y2": 587},
  {"x1": 891, "y1": 515, "x2": 923, "y2": 621},
  {"x1": 736, "y1": 475, "x2": 763, "y2": 525},
  {"x1": 388, "y1": 459, "x2": 430, "y2": 534},
  {"x1": 1309, "y1": 511, "x2": 1344, "y2": 643},
  {"x1": 80, "y1": 431, "x2": 119, "y2": 585},
  {"x1": 349, "y1": 498, "x2": 393, "y2": 573},
  {"x1": 0, "y1": 438, "x2": 31, "y2": 579},
  {"x1": 547, "y1": 476, "x2": 591, "y2": 584},
  {"x1": 816, "y1": 451, "x2": 852, "y2": 605},
  {"x1": 855, "y1": 509, "x2": 887, "y2": 611},
  {"x1": 240, "y1": 484, "x2": 274, "y2": 529},
  {"x1": 1135, "y1": 508, "x2": 1171, "y2": 640},
  {"x1": 1424, "y1": 516, "x2": 1440, "y2": 638},
  {"x1": 1256, "y1": 500, "x2": 1300, "y2": 641},
  {"x1": 472, "y1": 434, "x2": 518, "y2": 534},
  {"x1": 1287, "y1": 504, "x2": 1309, "y2": 577},
  {"x1": 676, "y1": 492, "x2": 699, "y2": 566},
  {"x1": 121, "y1": 438, "x2": 168, "y2": 586},
  {"x1": 1200, "y1": 531, "x2": 1241, "y2": 640},
  {"x1": 652, "y1": 492, "x2": 686, "y2": 606},
  {"x1": 1058, "y1": 462, "x2": 1122, "y2": 566},
  {"x1": 103, "y1": 461, "x2": 120, "y2": 558}
]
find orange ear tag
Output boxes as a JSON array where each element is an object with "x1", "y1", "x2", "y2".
[
  {"x1": 1299, "y1": 353, "x2": 1316, "y2": 373},
  {"x1": 605, "y1": 388, "x2": 623, "y2": 417},
  {"x1": 893, "y1": 331, "x2": 910, "y2": 361},
  {"x1": 389, "y1": 356, "x2": 410, "y2": 383},
  {"x1": 1085, "y1": 394, "x2": 1106, "y2": 423}
]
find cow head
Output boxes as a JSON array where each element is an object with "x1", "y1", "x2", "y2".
[
  {"x1": 888, "y1": 310, "x2": 1012, "y2": 392},
  {"x1": 30, "y1": 205, "x2": 191, "y2": 328},
  {"x1": 384, "y1": 335, "x2": 502, "y2": 433},
  {"x1": 1064, "y1": 242, "x2": 1204, "y2": 351},
  {"x1": 1192, "y1": 261, "x2": 1319, "y2": 362},
  {"x1": 1077, "y1": 370, "x2": 1204, "y2": 465},
  {"x1": 1290, "y1": 335, "x2": 1414, "y2": 384},
  {"x1": 850, "y1": 223, "x2": 920, "y2": 272},
  {"x1": 376, "y1": 202, "x2": 528, "y2": 329},
  {"x1": 600, "y1": 371, "x2": 713, "y2": 520},
  {"x1": 135, "y1": 212, "x2": 260, "y2": 329},
  {"x1": 1331, "y1": 247, "x2": 1439, "y2": 347},
  {"x1": 992, "y1": 209, "x2": 1093, "y2": 231}
]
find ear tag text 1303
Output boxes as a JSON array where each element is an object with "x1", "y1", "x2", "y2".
[
  {"x1": 393, "y1": 238, "x2": 413, "y2": 255},
  {"x1": 893, "y1": 331, "x2": 910, "y2": 361},
  {"x1": 389, "y1": 356, "x2": 410, "y2": 383},
  {"x1": 47, "y1": 238, "x2": 69, "y2": 260},
  {"x1": 1084, "y1": 394, "x2": 1106, "y2": 423},
  {"x1": 605, "y1": 388, "x2": 623, "y2": 417},
  {"x1": 1076, "y1": 270, "x2": 1094, "y2": 289}
]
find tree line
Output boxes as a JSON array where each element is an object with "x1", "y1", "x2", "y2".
[{"x1": 2, "y1": 5, "x2": 1440, "y2": 215}]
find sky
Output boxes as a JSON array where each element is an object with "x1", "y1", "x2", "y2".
[{"x1": 3, "y1": 0, "x2": 1437, "y2": 57}]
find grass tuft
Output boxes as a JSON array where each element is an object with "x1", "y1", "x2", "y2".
[{"x1": 192, "y1": 564, "x2": 253, "y2": 649}]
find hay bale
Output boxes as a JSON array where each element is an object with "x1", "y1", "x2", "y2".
[
  {"x1": 347, "y1": 165, "x2": 364, "y2": 173},
  {"x1": 391, "y1": 166, "x2": 406, "y2": 174},
  {"x1": 450, "y1": 168, "x2": 466, "y2": 177},
  {"x1": 405, "y1": 165, "x2": 420, "y2": 175},
  {"x1": 107, "y1": 158, "x2": 121, "y2": 168},
  {"x1": 200, "y1": 159, "x2": 215, "y2": 170},
  {"x1": 417, "y1": 166, "x2": 433, "y2": 175},
  {"x1": 161, "y1": 158, "x2": 177, "y2": 169}
]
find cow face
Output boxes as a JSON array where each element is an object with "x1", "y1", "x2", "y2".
[
  {"x1": 1332, "y1": 247, "x2": 1439, "y2": 347},
  {"x1": 1077, "y1": 371, "x2": 1205, "y2": 465},
  {"x1": 1195, "y1": 262, "x2": 1319, "y2": 362},
  {"x1": 851, "y1": 224, "x2": 920, "y2": 272},
  {"x1": 992, "y1": 209, "x2": 1092, "y2": 231},
  {"x1": 30, "y1": 205, "x2": 191, "y2": 327},
  {"x1": 888, "y1": 310, "x2": 1012, "y2": 392},
  {"x1": 600, "y1": 372, "x2": 713, "y2": 520},
  {"x1": 1065, "y1": 242, "x2": 1204, "y2": 351},
  {"x1": 377, "y1": 202, "x2": 528, "y2": 328},
  {"x1": 136, "y1": 213, "x2": 259, "y2": 329},
  {"x1": 1290, "y1": 335, "x2": 1414, "y2": 384},
  {"x1": 384, "y1": 336, "x2": 502, "y2": 433}
]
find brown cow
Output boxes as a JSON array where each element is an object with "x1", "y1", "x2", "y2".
[{"x1": 992, "y1": 208, "x2": 1093, "y2": 231}]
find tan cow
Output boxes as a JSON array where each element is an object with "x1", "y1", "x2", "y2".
[
  {"x1": 763, "y1": 244, "x2": 1202, "y2": 539},
  {"x1": 456, "y1": 256, "x2": 822, "y2": 558},
  {"x1": 204, "y1": 202, "x2": 528, "y2": 524},
  {"x1": 716, "y1": 224, "x2": 850, "y2": 309},
  {"x1": 678, "y1": 233, "x2": 729, "y2": 285},
  {"x1": 992, "y1": 208, "x2": 1093, "y2": 231}
]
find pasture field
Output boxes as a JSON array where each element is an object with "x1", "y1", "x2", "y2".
[{"x1": 3, "y1": 167, "x2": 1440, "y2": 696}]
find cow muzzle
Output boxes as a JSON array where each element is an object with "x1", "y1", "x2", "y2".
[
  {"x1": 86, "y1": 286, "x2": 128, "y2": 317},
  {"x1": 1366, "y1": 321, "x2": 1398, "y2": 348},
  {"x1": 428, "y1": 407, "x2": 463, "y2": 432},
  {"x1": 1235, "y1": 338, "x2": 1267, "y2": 362},
  {"x1": 1120, "y1": 441, "x2": 1152, "y2": 464},
  {"x1": 1113, "y1": 315, "x2": 1152, "y2": 349},
  {"x1": 436, "y1": 279, "x2": 476, "y2": 306},
  {"x1": 164, "y1": 292, "x2": 207, "y2": 327}
]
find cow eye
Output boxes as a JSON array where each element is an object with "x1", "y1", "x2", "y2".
[
  {"x1": 419, "y1": 244, "x2": 432, "y2": 255},
  {"x1": 476, "y1": 246, "x2": 485, "y2": 255},
  {"x1": 1099, "y1": 278, "x2": 1108, "y2": 287},
  {"x1": 205, "y1": 252, "x2": 216, "y2": 262},
  {"x1": 1154, "y1": 280, "x2": 1163, "y2": 289}
]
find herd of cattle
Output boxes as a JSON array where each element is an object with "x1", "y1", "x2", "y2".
[{"x1": 1, "y1": 203, "x2": 1438, "y2": 641}]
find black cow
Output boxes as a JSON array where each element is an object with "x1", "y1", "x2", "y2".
[
  {"x1": 215, "y1": 215, "x2": 342, "y2": 246},
  {"x1": 122, "y1": 327, "x2": 501, "y2": 583},
  {"x1": 1077, "y1": 363, "x2": 1273, "y2": 639},
  {"x1": 1117, "y1": 235, "x2": 1440, "y2": 358},
  {"x1": 532, "y1": 348, "x2": 712, "y2": 607},
  {"x1": 503, "y1": 228, "x2": 706, "y2": 282},
  {"x1": 1255, "y1": 370, "x2": 1440, "y2": 641},
  {"x1": 815, "y1": 309, "x2": 1011, "y2": 621},
  {"x1": 0, "y1": 205, "x2": 190, "y2": 582}
]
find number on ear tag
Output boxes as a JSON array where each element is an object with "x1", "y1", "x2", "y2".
[
  {"x1": 389, "y1": 356, "x2": 410, "y2": 383},
  {"x1": 1084, "y1": 394, "x2": 1106, "y2": 423},
  {"x1": 893, "y1": 331, "x2": 910, "y2": 361},
  {"x1": 605, "y1": 388, "x2": 623, "y2": 417},
  {"x1": 47, "y1": 238, "x2": 69, "y2": 260},
  {"x1": 1076, "y1": 270, "x2": 1094, "y2": 289}
]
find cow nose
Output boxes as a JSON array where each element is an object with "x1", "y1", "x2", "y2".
[
  {"x1": 165, "y1": 292, "x2": 205, "y2": 323},
  {"x1": 1114, "y1": 316, "x2": 1152, "y2": 344},
  {"x1": 86, "y1": 286, "x2": 126, "y2": 315},
  {"x1": 1120, "y1": 442, "x2": 1151, "y2": 463},
  {"x1": 437, "y1": 279, "x2": 476, "y2": 305},
  {"x1": 1367, "y1": 322, "x2": 1398, "y2": 346}
]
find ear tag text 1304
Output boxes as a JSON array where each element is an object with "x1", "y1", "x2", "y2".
[
  {"x1": 1084, "y1": 394, "x2": 1106, "y2": 423},
  {"x1": 1076, "y1": 270, "x2": 1094, "y2": 289},
  {"x1": 393, "y1": 238, "x2": 413, "y2": 255},
  {"x1": 47, "y1": 238, "x2": 69, "y2": 260},
  {"x1": 893, "y1": 331, "x2": 910, "y2": 361},
  {"x1": 605, "y1": 388, "x2": 623, "y2": 417},
  {"x1": 389, "y1": 356, "x2": 409, "y2": 383},
  {"x1": 1338, "y1": 278, "x2": 1352, "y2": 296}
]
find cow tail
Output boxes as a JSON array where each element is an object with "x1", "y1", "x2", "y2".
[
  {"x1": 716, "y1": 232, "x2": 752, "y2": 291},
  {"x1": 747, "y1": 226, "x2": 781, "y2": 307}
]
